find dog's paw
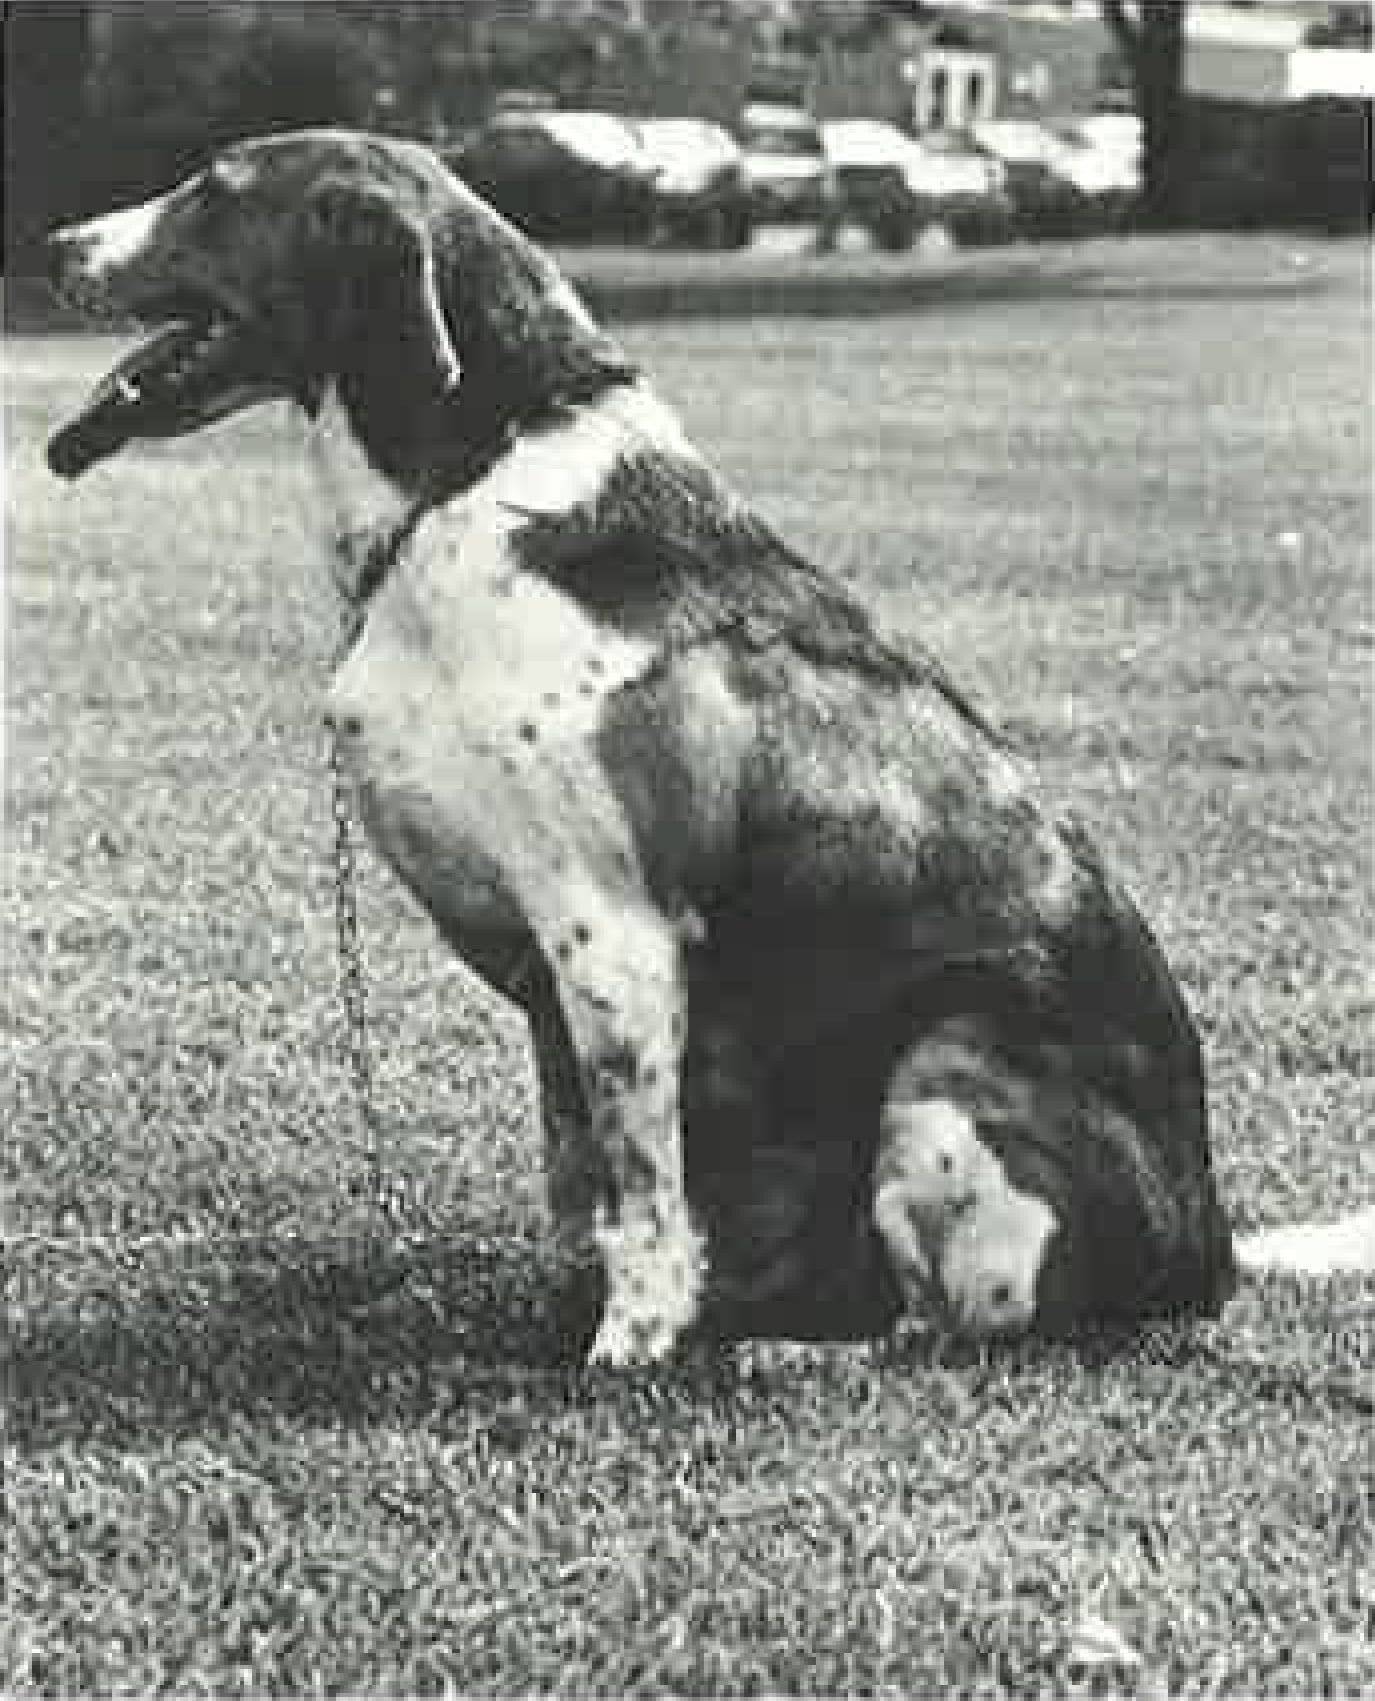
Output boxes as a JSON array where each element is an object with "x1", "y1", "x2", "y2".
[
  {"x1": 586, "y1": 1304, "x2": 685, "y2": 1368},
  {"x1": 587, "y1": 1206, "x2": 705, "y2": 1366}
]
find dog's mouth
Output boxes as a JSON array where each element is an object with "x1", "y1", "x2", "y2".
[{"x1": 47, "y1": 293, "x2": 286, "y2": 479}]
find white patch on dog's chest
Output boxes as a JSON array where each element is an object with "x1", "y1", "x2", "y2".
[
  {"x1": 333, "y1": 556, "x2": 657, "y2": 941},
  {"x1": 327, "y1": 393, "x2": 675, "y2": 934}
]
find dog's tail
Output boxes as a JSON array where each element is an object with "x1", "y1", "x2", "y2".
[{"x1": 1234, "y1": 1205, "x2": 1375, "y2": 1277}]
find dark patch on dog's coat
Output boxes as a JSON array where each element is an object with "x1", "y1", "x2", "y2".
[{"x1": 514, "y1": 446, "x2": 999, "y2": 717}]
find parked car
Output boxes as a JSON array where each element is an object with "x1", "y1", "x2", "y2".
[
  {"x1": 914, "y1": 130, "x2": 1018, "y2": 244},
  {"x1": 633, "y1": 117, "x2": 753, "y2": 248},
  {"x1": 967, "y1": 117, "x2": 1092, "y2": 238},
  {"x1": 452, "y1": 108, "x2": 658, "y2": 243},
  {"x1": 1051, "y1": 114, "x2": 1143, "y2": 225},
  {"x1": 968, "y1": 117, "x2": 1136, "y2": 237},
  {"x1": 1065, "y1": 112, "x2": 1144, "y2": 170},
  {"x1": 736, "y1": 101, "x2": 837, "y2": 227},
  {"x1": 822, "y1": 118, "x2": 1011, "y2": 249}
]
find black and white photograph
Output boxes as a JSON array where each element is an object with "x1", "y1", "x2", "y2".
[{"x1": 5, "y1": 1, "x2": 1372, "y2": 1694}]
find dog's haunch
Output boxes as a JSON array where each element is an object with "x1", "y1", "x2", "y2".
[{"x1": 874, "y1": 1094, "x2": 1057, "y2": 1339}]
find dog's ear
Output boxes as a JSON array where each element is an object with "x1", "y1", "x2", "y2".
[{"x1": 293, "y1": 176, "x2": 462, "y2": 401}]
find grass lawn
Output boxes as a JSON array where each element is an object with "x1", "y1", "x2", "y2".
[{"x1": 4, "y1": 236, "x2": 1372, "y2": 1697}]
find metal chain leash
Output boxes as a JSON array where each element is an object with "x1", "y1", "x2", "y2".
[{"x1": 327, "y1": 608, "x2": 403, "y2": 1229}]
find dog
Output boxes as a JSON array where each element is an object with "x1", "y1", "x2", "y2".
[{"x1": 46, "y1": 129, "x2": 1372, "y2": 1361}]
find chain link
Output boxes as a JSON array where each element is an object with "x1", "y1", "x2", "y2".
[{"x1": 327, "y1": 682, "x2": 402, "y2": 1227}]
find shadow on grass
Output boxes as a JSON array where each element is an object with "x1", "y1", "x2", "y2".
[
  {"x1": 5, "y1": 1229, "x2": 606, "y2": 1447},
  {"x1": 2, "y1": 1223, "x2": 1138, "y2": 1448},
  {"x1": 10, "y1": 1226, "x2": 1369, "y2": 1449}
]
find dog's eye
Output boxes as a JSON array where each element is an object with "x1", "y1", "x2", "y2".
[{"x1": 201, "y1": 156, "x2": 254, "y2": 202}]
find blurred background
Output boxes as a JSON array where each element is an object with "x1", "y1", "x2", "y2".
[{"x1": 5, "y1": 1, "x2": 1372, "y2": 289}]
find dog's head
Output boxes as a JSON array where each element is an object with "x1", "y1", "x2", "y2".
[{"x1": 47, "y1": 127, "x2": 632, "y2": 484}]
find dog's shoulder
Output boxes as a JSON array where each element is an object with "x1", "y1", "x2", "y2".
[{"x1": 507, "y1": 416, "x2": 994, "y2": 731}]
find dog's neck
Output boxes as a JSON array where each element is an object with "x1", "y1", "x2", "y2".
[
  {"x1": 301, "y1": 370, "x2": 664, "y2": 610},
  {"x1": 301, "y1": 386, "x2": 420, "y2": 604},
  {"x1": 300, "y1": 224, "x2": 649, "y2": 608},
  {"x1": 316, "y1": 205, "x2": 640, "y2": 504}
]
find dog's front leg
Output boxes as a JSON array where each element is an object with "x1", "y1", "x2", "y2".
[{"x1": 532, "y1": 886, "x2": 702, "y2": 1366}]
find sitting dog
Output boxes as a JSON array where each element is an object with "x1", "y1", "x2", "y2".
[{"x1": 46, "y1": 129, "x2": 1365, "y2": 1362}]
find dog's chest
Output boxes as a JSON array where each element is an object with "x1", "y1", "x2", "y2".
[
  {"x1": 327, "y1": 501, "x2": 658, "y2": 927},
  {"x1": 312, "y1": 382, "x2": 719, "y2": 933}
]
